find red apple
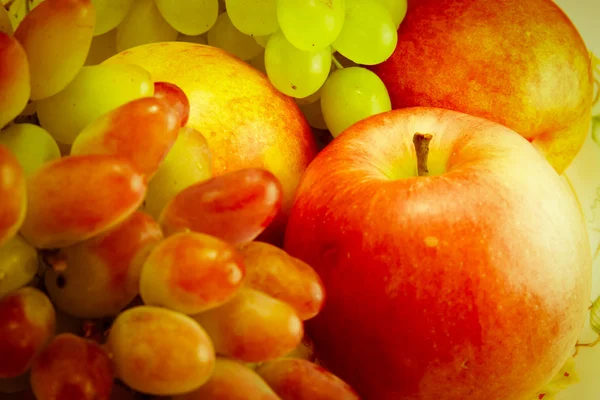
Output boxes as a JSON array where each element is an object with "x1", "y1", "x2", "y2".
[
  {"x1": 104, "y1": 42, "x2": 318, "y2": 244},
  {"x1": 371, "y1": 0, "x2": 594, "y2": 174},
  {"x1": 284, "y1": 107, "x2": 593, "y2": 400}
]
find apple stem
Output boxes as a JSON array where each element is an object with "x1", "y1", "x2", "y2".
[{"x1": 413, "y1": 133, "x2": 433, "y2": 177}]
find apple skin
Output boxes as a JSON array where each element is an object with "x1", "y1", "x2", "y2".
[
  {"x1": 371, "y1": 0, "x2": 594, "y2": 174},
  {"x1": 104, "y1": 42, "x2": 318, "y2": 244},
  {"x1": 284, "y1": 107, "x2": 592, "y2": 400}
]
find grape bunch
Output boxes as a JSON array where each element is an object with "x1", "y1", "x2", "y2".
[
  {"x1": 3, "y1": 0, "x2": 404, "y2": 138},
  {"x1": 0, "y1": 0, "x2": 362, "y2": 398}
]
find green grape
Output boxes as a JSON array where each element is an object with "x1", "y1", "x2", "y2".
[
  {"x1": 37, "y1": 63, "x2": 153, "y2": 144},
  {"x1": 277, "y1": 0, "x2": 345, "y2": 51},
  {"x1": 0, "y1": 123, "x2": 60, "y2": 176},
  {"x1": 298, "y1": 98, "x2": 327, "y2": 130},
  {"x1": 155, "y1": 0, "x2": 218, "y2": 36},
  {"x1": 0, "y1": 235, "x2": 38, "y2": 298},
  {"x1": 254, "y1": 34, "x2": 271, "y2": 48},
  {"x1": 91, "y1": 0, "x2": 134, "y2": 36},
  {"x1": 265, "y1": 30, "x2": 331, "y2": 98},
  {"x1": 0, "y1": 5, "x2": 12, "y2": 34},
  {"x1": 207, "y1": 12, "x2": 263, "y2": 61},
  {"x1": 592, "y1": 116, "x2": 600, "y2": 147},
  {"x1": 85, "y1": 28, "x2": 118, "y2": 66},
  {"x1": 320, "y1": 66, "x2": 391, "y2": 137},
  {"x1": 226, "y1": 0, "x2": 278, "y2": 36},
  {"x1": 377, "y1": 0, "x2": 407, "y2": 28},
  {"x1": 116, "y1": 0, "x2": 178, "y2": 52},
  {"x1": 178, "y1": 32, "x2": 208, "y2": 45},
  {"x1": 332, "y1": 0, "x2": 397, "y2": 65}
]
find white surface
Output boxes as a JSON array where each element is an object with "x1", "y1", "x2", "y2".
[{"x1": 555, "y1": 0, "x2": 600, "y2": 399}]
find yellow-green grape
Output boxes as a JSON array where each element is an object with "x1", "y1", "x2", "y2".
[
  {"x1": 85, "y1": 28, "x2": 118, "y2": 66},
  {"x1": 37, "y1": 64, "x2": 153, "y2": 145},
  {"x1": 207, "y1": 12, "x2": 263, "y2": 61},
  {"x1": 91, "y1": 0, "x2": 134, "y2": 36},
  {"x1": 0, "y1": 235, "x2": 38, "y2": 298},
  {"x1": 377, "y1": 0, "x2": 407, "y2": 28},
  {"x1": 0, "y1": 123, "x2": 60, "y2": 176},
  {"x1": 277, "y1": 0, "x2": 345, "y2": 51},
  {"x1": 155, "y1": 0, "x2": 218, "y2": 36},
  {"x1": 226, "y1": 0, "x2": 278, "y2": 36},
  {"x1": 254, "y1": 34, "x2": 271, "y2": 48},
  {"x1": 248, "y1": 51, "x2": 267, "y2": 74},
  {"x1": 0, "y1": 5, "x2": 12, "y2": 34},
  {"x1": 321, "y1": 66, "x2": 391, "y2": 137},
  {"x1": 178, "y1": 32, "x2": 208, "y2": 45},
  {"x1": 332, "y1": 0, "x2": 397, "y2": 65},
  {"x1": 13, "y1": 0, "x2": 96, "y2": 100},
  {"x1": 265, "y1": 30, "x2": 331, "y2": 98},
  {"x1": 116, "y1": 0, "x2": 178, "y2": 52},
  {"x1": 298, "y1": 98, "x2": 327, "y2": 130},
  {"x1": 144, "y1": 126, "x2": 213, "y2": 220}
]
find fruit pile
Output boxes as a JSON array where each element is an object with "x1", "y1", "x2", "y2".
[{"x1": 0, "y1": 1, "x2": 363, "y2": 399}]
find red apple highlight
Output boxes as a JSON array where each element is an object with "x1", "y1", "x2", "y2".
[
  {"x1": 284, "y1": 107, "x2": 593, "y2": 400},
  {"x1": 372, "y1": 0, "x2": 594, "y2": 174}
]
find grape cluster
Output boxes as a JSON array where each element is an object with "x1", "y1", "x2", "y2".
[
  {"x1": 3, "y1": 0, "x2": 405, "y2": 138},
  {"x1": 0, "y1": 0, "x2": 362, "y2": 398}
]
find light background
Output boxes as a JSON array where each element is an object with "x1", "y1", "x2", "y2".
[{"x1": 556, "y1": 0, "x2": 600, "y2": 398}]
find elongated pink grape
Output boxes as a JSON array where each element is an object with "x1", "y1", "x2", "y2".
[
  {"x1": 30, "y1": 333, "x2": 115, "y2": 400},
  {"x1": 160, "y1": 168, "x2": 283, "y2": 245},
  {"x1": 71, "y1": 97, "x2": 180, "y2": 178},
  {"x1": 20, "y1": 154, "x2": 146, "y2": 249},
  {"x1": 45, "y1": 211, "x2": 163, "y2": 318},
  {"x1": 0, "y1": 287, "x2": 56, "y2": 378},
  {"x1": 140, "y1": 231, "x2": 245, "y2": 315},
  {"x1": 0, "y1": 33, "x2": 30, "y2": 128},
  {"x1": 14, "y1": 0, "x2": 96, "y2": 100}
]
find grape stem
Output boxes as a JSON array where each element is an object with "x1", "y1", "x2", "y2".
[
  {"x1": 413, "y1": 133, "x2": 433, "y2": 177},
  {"x1": 332, "y1": 54, "x2": 344, "y2": 70}
]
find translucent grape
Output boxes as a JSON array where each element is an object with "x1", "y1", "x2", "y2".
[
  {"x1": 321, "y1": 66, "x2": 391, "y2": 136},
  {"x1": 159, "y1": 168, "x2": 283, "y2": 246},
  {"x1": 153, "y1": 81, "x2": 190, "y2": 127},
  {"x1": 13, "y1": 0, "x2": 96, "y2": 100},
  {"x1": 0, "y1": 6, "x2": 12, "y2": 34},
  {"x1": 265, "y1": 30, "x2": 331, "y2": 98},
  {"x1": 193, "y1": 288, "x2": 304, "y2": 362},
  {"x1": 0, "y1": 124, "x2": 61, "y2": 177},
  {"x1": 238, "y1": 241, "x2": 324, "y2": 320},
  {"x1": 37, "y1": 63, "x2": 153, "y2": 145},
  {"x1": 0, "y1": 33, "x2": 30, "y2": 129},
  {"x1": 0, "y1": 287, "x2": 56, "y2": 378},
  {"x1": 44, "y1": 211, "x2": 163, "y2": 318},
  {"x1": 155, "y1": 0, "x2": 218, "y2": 36},
  {"x1": 143, "y1": 126, "x2": 212, "y2": 220},
  {"x1": 20, "y1": 154, "x2": 147, "y2": 249},
  {"x1": 0, "y1": 235, "x2": 38, "y2": 298},
  {"x1": 377, "y1": 0, "x2": 407, "y2": 28},
  {"x1": 332, "y1": 0, "x2": 397, "y2": 65},
  {"x1": 140, "y1": 231, "x2": 245, "y2": 315},
  {"x1": 227, "y1": 0, "x2": 278, "y2": 36},
  {"x1": 256, "y1": 359, "x2": 360, "y2": 400},
  {"x1": 107, "y1": 306, "x2": 216, "y2": 395},
  {"x1": 207, "y1": 12, "x2": 263, "y2": 61},
  {"x1": 254, "y1": 34, "x2": 271, "y2": 48},
  {"x1": 172, "y1": 357, "x2": 280, "y2": 400},
  {"x1": 70, "y1": 97, "x2": 180, "y2": 177},
  {"x1": 277, "y1": 0, "x2": 345, "y2": 51},
  {"x1": 91, "y1": 0, "x2": 134, "y2": 35},
  {"x1": 85, "y1": 29, "x2": 118, "y2": 66},
  {"x1": 116, "y1": 0, "x2": 178, "y2": 52},
  {"x1": 30, "y1": 334, "x2": 115, "y2": 400},
  {"x1": 178, "y1": 32, "x2": 208, "y2": 45},
  {"x1": 0, "y1": 145, "x2": 27, "y2": 247},
  {"x1": 298, "y1": 98, "x2": 328, "y2": 130}
]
